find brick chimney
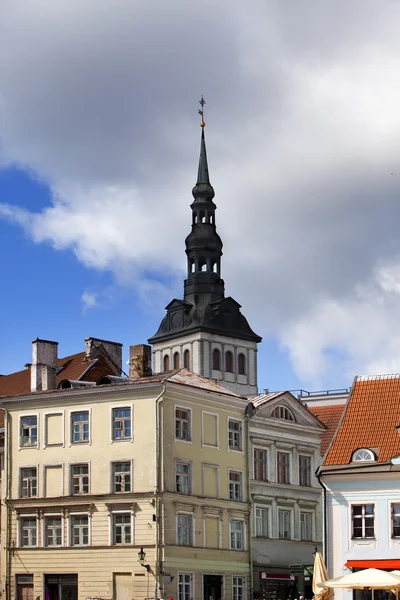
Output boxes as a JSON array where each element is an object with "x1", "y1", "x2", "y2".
[
  {"x1": 31, "y1": 339, "x2": 58, "y2": 392},
  {"x1": 129, "y1": 344, "x2": 152, "y2": 379},
  {"x1": 85, "y1": 337, "x2": 123, "y2": 375}
]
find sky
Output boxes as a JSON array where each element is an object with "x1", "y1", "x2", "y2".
[{"x1": 1, "y1": 0, "x2": 400, "y2": 393}]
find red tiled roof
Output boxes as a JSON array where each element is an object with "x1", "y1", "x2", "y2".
[
  {"x1": 309, "y1": 404, "x2": 345, "y2": 456},
  {"x1": 324, "y1": 374, "x2": 400, "y2": 466}
]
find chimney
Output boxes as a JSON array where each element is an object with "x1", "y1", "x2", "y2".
[
  {"x1": 85, "y1": 337, "x2": 123, "y2": 375},
  {"x1": 31, "y1": 339, "x2": 58, "y2": 392},
  {"x1": 129, "y1": 344, "x2": 152, "y2": 379}
]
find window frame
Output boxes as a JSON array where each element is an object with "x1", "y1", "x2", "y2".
[
  {"x1": 232, "y1": 576, "x2": 246, "y2": 600},
  {"x1": 111, "y1": 460, "x2": 133, "y2": 494},
  {"x1": 212, "y1": 348, "x2": 221, "y2": 371},
  {"x1": 175, "y1": 405, "x2": 192, "y2": 443},
  {"x1": 271, "y1": 405, "x2": 295, "y2": 422},
  {"x1": 43, "y1": 514, "x2": 63, "y2": 548},
  {"x1": 19, "y1": 414, "x2": 39, "y2": 450},
  {"x1": 19, "y1": 466, "x2": 38, "y2": 498},
  {"x1": 225, "y1": 350, "x2": 234, "y2": 373},
  {"x1": 229, "y1": 519, "x2": 245, "y2": 551},
  {"x1": 253, "y1": 447, "x2": 268, "y2": 481},
  {"x1": 183, "y1": 349, "x2": 190, "y2": 370},
  {"x1": 391, "y1": 502, "x2": 400, "y2": 538},
  {"x1": 176, "y1": 513, "x2": 194, "y2": 547},
  {"x1": 255, "y1": 505, "x2": 269, "y2": 538},
  {"x1": 278, "y1": 507, "x2": 292, "y2": 540},
  {"x1": 276, "y1": 450, "x2": 291, "y2": 484},
  {"x1": 69, "y1": 512, "x2": 90, "y2": 547},
  {"x1": 237, "y1": 353, "x2": 246, "y2": 375},
  {"x1": 228, "y1": 418, "x2": 243, "y2": 453},
  {"x1": 70, "y1": 462, "x2": 90, "y2": 495},
  {"x1": 300, "y1": 510, "x2": 314, "y2": 541},
  {"x1": 110, "y1": 404, "x2": 133, "y2": 443},
  {"x1": 298, "y1": 454, "x2": 312, "y2": 487},
  {"x1": 111, "y1": 511, "x2": 134, "y2": 545},
  {"x1": 70, "y1": 409, "x2": 90, "y2": 445},
  {"x1": 351, "y1": 503, "x2": 375, "y2": 540},
  {"x1": 175, "y1": 460, "x2": 191, "y2": 495},
  {"x1": 19, "y1": 515, "x2": 38, "y2": 548},
  {"x1": 228, "y1": 469, "x2": 243, "y2": 502},
  {"x1": 177, "y1": 572, "x2": 193, "y2": 600},
  {"x1": 352, "y1": 448, "x2": 375, "y2": 462}
]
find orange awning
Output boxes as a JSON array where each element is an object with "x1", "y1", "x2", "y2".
[{"x1": 346, "y1": 561, "x2": 400, "y2": 569}]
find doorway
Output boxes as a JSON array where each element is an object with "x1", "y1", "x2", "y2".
[
  {"x1": 16, "y1": 575, "x2": 33, "y2": 600},
  {"x1": 203, "y1": 574, "x2": 223, "y2": 600},
  {"x1": 45, "y1": 574, "x2": 78, "y2": 600}
]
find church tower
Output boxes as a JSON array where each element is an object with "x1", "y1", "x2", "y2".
[{"x1": 148, "y1": 100, "x2": 261, "y2": 396}]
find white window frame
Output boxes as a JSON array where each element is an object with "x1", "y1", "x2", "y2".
[
  {"x1": 227, "y1": 417, "x2": 243, "y2": 453},
  {"x1": 391, "y1": 502, "x2": 400, "y2": 538},
  {"x1": 232, "y1": 576, "x2": 246, "y2": 600},
  {"x1": 69, "y1": 461, "x2": 91, "y2": 495},
  {"x1": 299, "y1": 510, "x2": 314, "y2": 541},
  {"x1": 43, "y1": 410, "x2": 65, "y2": 448},
  {"x1": 18, "y1": 515, "x2": 38, "y2": 548},
  {"x1": 110, "y1": 459, "x2": 133, "y2": 494},
  {"x1": 19, "y1": 465, "x2": 38, "y2": 498},
  {"x1": 202, "y1": 411, "x2": 219, "y2": 448},
  {"x1": 175, "y1": 405, "x2": 192, "y2": 443},
  {"x1": 69, "y1": 408, "x2": 91, "y2": 446},
  {"x1": 43, "y1": 513, "x2": 63, "y2": 547},
  {"x1": 228, "y1": 469, "x2": 244, "y2": 502},
  {"x1": 68, "y1": 512, "x2": 91, "y2": 547},
  {"x1": 42, "y1": 463, "x2": 64, "y2": 497},
  {"x1": 350, "y1": 502, "x2": 375, "y2": 540},
  {"x1": 253, "y1": 446, "x2": 268, "y2": 481},
  {"x1": 176, "y1": 512, "x2": 194, "y2": 547},
  {"x1": 110, "y1": 404, "x2": 134, "y2": 443},
  {"x1": 18, "y1": 413, "x2": 39, "y2": 450},
  {"x1": 277, "y1": 507, "x2": 293, "y2": 540},
  {"x1": 177, "y1": 572, "x2": 194, "y2": 600},
  {"x1": 175, "y1": 460, "x2": 192, "y2": 495},
  {"x1": 229, "y1": 519, "x2": 245, "y2": 551},
  {"x1": 276, "y1": 450, "x2": 291, "y2": 485},
  {"x1": 111, "y1": 511, "x2": 134, "y2": 545},
  {"x1": 254, "y1": 505, "x2": 270, "y2": 538}
]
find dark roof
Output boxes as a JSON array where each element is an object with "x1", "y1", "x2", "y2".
[{"x1": 308, "y1": 404, "x2": 345, "y2": 456}]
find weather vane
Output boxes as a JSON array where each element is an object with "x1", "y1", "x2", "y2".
[{"x1": 198, "y1": 95, "x2": 206, "y2": 128}]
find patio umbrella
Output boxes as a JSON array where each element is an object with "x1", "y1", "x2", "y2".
[
  {"x1": 318, "y1": 569, "x2": 400, "y2": 590},
  {"x1": 313, "y1": 552, "x2": 334, "y2": 600}
]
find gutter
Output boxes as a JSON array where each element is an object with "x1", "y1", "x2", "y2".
[
  {"x1": 316, "y1": 470, "x2": 328, "y2": 566},
  {"x1": 245, "y1": 403, "x2": 257, "y2": 600},
  {"x1": 0, "y1": 407, "x2": 11, "y2": 600},
  {"x1": 155, "y1": 385, "x2": 166, "y2": 600}
]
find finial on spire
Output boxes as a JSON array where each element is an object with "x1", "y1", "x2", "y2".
[{"x1": 198, "y1": 95, "x2": 206, "y2": 128}]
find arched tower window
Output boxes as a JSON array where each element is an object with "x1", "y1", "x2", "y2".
[
  {"x1": 238, "y1": 353, "x2": 246, "y2": 375},
  {"x1": 225, "y1": 351, "x2": 233, "y2": 373},
  {"x1": 199, "y1": 258, "x2": 207, "y2": 272},
  {"x1": 163, "y1": 355, "x2": 170, "y2": 371},
  {"x1": 213, "y1": 348, "x2": 221, "y2": 370},
  {"x1": 173, "y1": 352, "x2": 180, "y2": 369},
  {"x1": 190, "y1": 259, "x2": 195, "y2": 273},
  {"x1": 184, "y1": 349, "x2": 190, "y2": 369},
  {"x1": 271, "y1": 405, "x2": 295, "y2": 422}
]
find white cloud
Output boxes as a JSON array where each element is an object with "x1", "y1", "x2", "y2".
[{"x1": 81, "y1": 291, "x2": 98, "y2": 314}]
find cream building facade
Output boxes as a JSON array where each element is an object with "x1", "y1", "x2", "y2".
[{"x1": 1, "y1": 368, "x2": 252, "y2": 600}]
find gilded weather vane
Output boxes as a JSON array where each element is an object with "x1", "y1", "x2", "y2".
[{"x1": 198, "y1": 96, "x2": 206, "y2": 128}]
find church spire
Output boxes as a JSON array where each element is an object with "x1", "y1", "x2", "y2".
[{"x1": 197, "y1": 96, "x2": 210, "y2": 184}]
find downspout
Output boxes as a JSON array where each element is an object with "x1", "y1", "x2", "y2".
[
  {"x1": 316, "y1": 471, "x2": 328, "y2": 565},
  {"x1": 245, "y1": 404, "x2": 256, "y2": 600},
  {"x1": 155, "y1": 385, "x2": 166, "y2": 600},
  {"x1": 1, "y1": 407, "x2": 11, "y2": 600}
]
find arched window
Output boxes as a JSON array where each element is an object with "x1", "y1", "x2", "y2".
[
  {"x1": 163, "y1": 354, "x2": 170, "y2": 371},
  {"x1": 173, "y1": 352, "x2": 180, "y2": 369},
  {"x1": 212, "y1": 262, "x2": 217, "y2": 273},
  {"x1": 199, "y1": 258, "x2": 207, "y2": 272},
  {"x1": 271, "y1": 405, "x2": 295, "y2": 422},
  {"x1": 225, "y1": 350, "x2": 233, "y2": 373},
  {"x1": 213, "y1": 348, "x2": 221, "y2": 370},
  {"x1": 352, "y1": 449, "x2": 375, "y2": 462},
  {"x1": 184, "y1": 349, "x2": 190, "y2": 369},
  {"x1": 238, "y1": 353, "x2": 246, "y2": 375},
  {"x1": 190, "y1": 259, "x2": 195, "y2": 273}
]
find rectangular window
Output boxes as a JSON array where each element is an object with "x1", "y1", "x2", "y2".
[
  {"x1": 300, "y1": 511, "x2": 313, "y2": 541},
  {"x1": 233, "y1": 577, "x2": 245, "y2": 600},
  {"x1": 278, "y1": 509, "x2": 291, "y2": 539},
  {"x1": 71, "y1": 515, "x2": 89, "y2": 546},
  {"x1": 254, "y1": 448, "x2": 267, "y2": 481},
  {"x1": 229, "y1": 470, "x2": 243, "y2": 501},
  {"x1": 113, "y1": 513, "x2": 132, "y2": 545},
  {"x1": 113, "y1": 462, "x2": 132, "y2": 493},
  {"x1": 392, "y1": 503, "x2": 400, "y2": 537},
  {"x1": 71, "y1": 411, "x2": 89, "y2": 443},
  {"x1": 20, "y1": 416, "x2": 38, "y2": 447},
  {"x1": 352, "y1": 504, "x2": 375, "y2": 539},
  {"x1": 177, "y1": 514, "x2": 192, "y2": 546},
  {"x1": 178, "y1": 573, "x2": 192, "y2": 600},
  {"x1": 255, "y1": 507, "x2": 268, "y2": 537},
  {"x1": 299, "y1": 455, "x2": 311, "y2": 487},
  {"x1": 228, "y1": 419, "x2": 242, "y2": 451},
  {"x1": 20, "y1": 517, "x2": 37, "y2": 547},
  {"x1": 71, "y1": 463, "x2": 89, "y2": 495},
  {"x1": 20, "y1": 468, "x2": 37, "y2": 498},
  {"x1": 175, "y1": 462, "x2": 191, "y2": 494},
  {"x1": 112, "y1": 407, "x2": 132, "y2": 440},
  {"x1": 175, "y1": 408, "x2": 191, "y2": 441},
  {"x1": 44, "y1": 516, "x2": 62, "y2": 547},
  {"x1": 230, "y1": 520, "x2": 244, "y2": 550},
  {"x1": 277, "y1": 452, "x2": 290, "y2": 484}
]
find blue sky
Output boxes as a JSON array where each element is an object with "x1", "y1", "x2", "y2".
[{"x1": 1, "y1": 0, "x2": 400, "y2": 392}]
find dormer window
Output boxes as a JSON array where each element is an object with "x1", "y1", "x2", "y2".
[
  {"x1": 352, "y1": 449, "x2": 375, "y2": 462},
  {"x1": 271, "y1": 405, "x2": 295, "y2": 422}
]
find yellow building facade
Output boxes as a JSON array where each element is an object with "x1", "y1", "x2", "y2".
[{"x1": 1, "y1": 370, "x2": 251, "y2": 600}]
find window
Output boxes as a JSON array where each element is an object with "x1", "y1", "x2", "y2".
[
  {"x1": 176, "y1": 461, "x2": 191, "y2": 494},
  {"x1": 184, "y1": 349, "x2": 190, "y2": 369},
  {"x1": 255, "y1": 507, "x2": 269, "y2": 537},
  {"x1": 229, "y1": 470, "x2": 243, "y2": 501},
  {"x1": 44, "y1": 516, "x2": 62, "y2": 547},
  {"x1": 174, "y1": 352, "x2": 180, "y2": 369},
  {"x1": 299, "y1": 455, "x2": 311, "y2": 487},
  {"x1": 112, "y1": 407, "x2": 132, "y2": 440},
  {"x1": 163, "y1": 355, "x2": 170, "y2": 371},
  {"x1": 271, "y1": 405, "x2": 295, "y2": 421},
  {"x1": 392, "y1": 503, "x2": 400, "y2": 537},
  {"x1": 20, "y1": 416, "x2": 38, "y2": 447},
  {"x1": 20, "y1": 517, "x2": 37, "y2": 547},
  {"x1": 225, "y1": 351, "x2": 233, "y2": 372},
  {"x1": 213, "y1": 348, "x2": 221, "y2": 370},
  {"x1": 352, "y1": 504, "x2": 374, "y2": 539},
  {"x1": 113, "y1": 462, "x2": 132, "y2": 493},
  {"x1": 20, "y1": 467, "x2": 37, "y2": 498},
  {"x1": 71, "y1": 464, "x2": 89, "y2": 495},
  {"x1": 175, "y1": 407, "x2": 191, "y2": 441},
  {"x1": 71, "y1": 515, "x2": 89, "y2": 546},
  {"x1": 238, "y1": 353, "x2": 246, "y2": 375},
  {"x1": 352, "y1": 448, "x2": 375, "y2": 462},
  {"x1": 233, "y1": 577, "x2": 245, "y2": 600},
  {"x1": 254, "y1": 448, "x2": 267, "y2": 481},
  {"x1": 277, "y1": 452, "x2": 290, "y2": 484},
  {"x1": 178, "y1": 573, "x2": 192, "y2": 600},
  {"x1": 230, "y1": 520, "x2": 244, "y2": 550},
  {"x1": 228, "y1": 419, "x2": 242, "y2": 451},
  {"x1": 71, "y1": 411, "x2": 89, "y2": 443},
  {"x1": 113, "y1": 513, "x2": 132, "y2": 544},
  {"x1": 278, "y1": 509, "x2": 291, "y2": 539},
  {"x1": 177, "y1": 514, "x2": 192, "y2": 546},
  {"x1": 300, "y1": 512, "x2": 313, "y2": 541}
]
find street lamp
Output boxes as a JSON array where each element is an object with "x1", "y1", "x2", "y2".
[{"x1": 138, "y1": 547, "x2": 150, "y2": 572}]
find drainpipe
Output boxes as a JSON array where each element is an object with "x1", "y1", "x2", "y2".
[
  {"x1": 155, "y1": 385, "x2": 166, "y2": 600},
  {"x1": 1, "y1": 407, "x2": 11, "y2": 600},
  {"x1": 245, "y1": 403, "x2": 257, "y2": 600},
  {"x1": 316, "y1": 471, "x2": 328, "y2": 565}
]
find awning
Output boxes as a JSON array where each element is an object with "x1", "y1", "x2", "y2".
[{"x1": 346, "y1": 560, "x2": 400, "y2": 569}]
